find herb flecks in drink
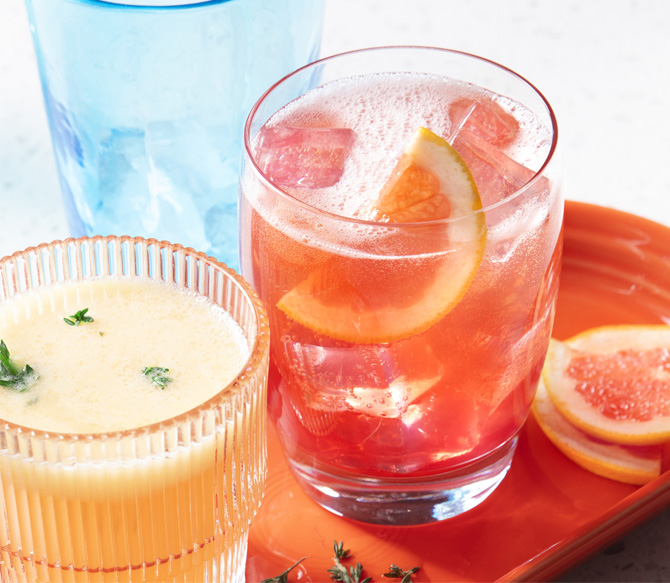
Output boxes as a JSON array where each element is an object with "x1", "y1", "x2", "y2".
[
  {"x1": 64, "y1": 308, "x2": 94, "y2": 326},
  {"x1": 383, "y1": 564, "x2": 420, "y2": 582},
  {"x1": 259, "y1": 558, "x2": 306, "y2": 583},
  {"x1": 328, "y1": 540, "x2": 372, "y2": 583},
  {"x1": 143, "y1": 366, "x2": 172, "y2": 389},
  {"x1": 0, "y1": 340, "x2": 37, "y2": 392}
]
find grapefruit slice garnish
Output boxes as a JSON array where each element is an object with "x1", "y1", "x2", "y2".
[
  {"x1": 532, "y1": 378, "x2": 662, "y2": 485},
  {"x1": 276, "y1": 127, "x2": 487, "y2": 344},
  {"x1": 373, "y1": 127, "x2": 481, "y2": 223},
  {"x1": 543, "y1": 325, "x2": 670, "y2": 445}
]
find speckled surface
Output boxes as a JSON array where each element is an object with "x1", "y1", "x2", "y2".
[{"x1": 2, "y1": 1, "x2": 670, "y2": 580}]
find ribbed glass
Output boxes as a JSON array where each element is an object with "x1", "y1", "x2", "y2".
[{"x1": 0, "y1": 236, "x2": 270, "y2": 582}]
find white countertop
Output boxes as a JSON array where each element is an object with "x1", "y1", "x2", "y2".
[{"x1": 2, "y1": 0, "x2": 670, "y2": 581}]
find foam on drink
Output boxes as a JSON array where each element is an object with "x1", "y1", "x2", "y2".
[
  {"x1": 257, "y1": 72, "x2": 551, "y2": 220},
  {"x1": 0, "y1": 277, "x2": 249, "y2": 433}
]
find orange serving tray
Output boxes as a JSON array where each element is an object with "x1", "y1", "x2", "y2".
[{"x1": 245, "y1": 200, "x2": 670, "y2": 583}]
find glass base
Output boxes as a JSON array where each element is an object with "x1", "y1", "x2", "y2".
[
  {"x1": 288, "y1": 436, "x2": 518, "y2": 526},
  {"x1": 0, "y1": 532, "x2": 249, "y2": 583}
]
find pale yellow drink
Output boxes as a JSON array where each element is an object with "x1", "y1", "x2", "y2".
[
  {"x1": 0, "y1": 278, "x2": 249, "y2": 433},
  {"x1": 0, "y1": 238, "x2": 269, "y2": 583}
]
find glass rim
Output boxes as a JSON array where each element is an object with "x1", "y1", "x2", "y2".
[
  {"x1": 244, "y1": 44, "x2": 560, "y2": 227},
  {"x1": 56, "y1": 0, "x2": 234, "y2": 11},
  {"x1": 0, "y1": 235, "x2": 270, "y2": 440}
]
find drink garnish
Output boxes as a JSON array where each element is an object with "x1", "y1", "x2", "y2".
[
  {"x1": 532, "y1": 325, "x2": 670, "y2": 485},
  {"x1": 261, "y1": 540, "x2": 420, "y2": 582},
  {"x1": 259, "y1": 558, "x2": 306, "y2": 583},
  {"x1": 372, "y1": 126, "x2": 482, "y2": 223},
  {"x1": 276, "y1": 127, "x2": 487, "y2": 343},
  {"x1": 543, "y1": 325, "x2": 670, "y2": 445},
  {"x1": 0, "y1": 340, "x2": 37, "y2": 392},
  {"x1": 64, "y1": 307, "x2": 94, "y2": 326},
  {"x1": 533, "y1": 376, "x2": 662, "y2": 485},
  {"x1": 382, "y1": 564, "x2": 421, "y2": 582},
  {"x1": 142, "y1": 366, "x2": 172, "y2": 389},
  {"x1": 328, "y1": 540, "x2": 371, "y2": 583}
]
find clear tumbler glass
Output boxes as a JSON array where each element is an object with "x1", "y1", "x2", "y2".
[
  {"x1": 23, "y1": 0, "x2": 324, "y2": 269},
  {"x1": 240, "y1": 46, "x2": 562, "y2": 525}
]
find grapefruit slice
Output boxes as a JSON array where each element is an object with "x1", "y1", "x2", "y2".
[
  {"x1": 373, "y1": 127, "x2": 481, "y2": 223},
  {"x1": 276, "y1": 127, "x2": 487, "y2": 344},
  {"x1": 532, "y1": 378, "x2": 662, "y2": 485},
  {"x1": 543, "y1": 326, "x2": 670, "y2": 445}
]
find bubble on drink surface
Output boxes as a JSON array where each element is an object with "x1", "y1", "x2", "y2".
[
  {"x1": 254, "y1": 71, "x2": 552, "y2": 256},
  {"x1": 261, "y1": 74, "x2": 462, "y2": 218},
  {"x1": 483, "y1": 196, "x2": 553, "y2": 266},
  {"x1": 346, "y1": 376, "x2": 439, "y2": 419}
]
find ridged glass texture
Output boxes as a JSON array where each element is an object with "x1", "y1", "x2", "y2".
[{"x1": 0, "y1": 236, "x2": 270, "y2": 582}]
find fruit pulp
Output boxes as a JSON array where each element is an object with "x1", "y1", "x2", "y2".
[
  {"x1": 240, "y1": 72, "x2": 562, "y2": 480},
  {"x1": 543, "y1": 326, "x2": 670, "y2": 446}
]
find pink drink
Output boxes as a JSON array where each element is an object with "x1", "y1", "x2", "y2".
[{"x1": 240, "y1": 47, "x2": 562, "y2": 524}]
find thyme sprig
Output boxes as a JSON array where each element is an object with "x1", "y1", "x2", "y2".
[
  {"x1": 382, "y1": 564, "x2": 420, "y2": 582},
  {"x1": 64, "y1": 308, "x2": 94, "y2": 326},
  {"x1": 259, "y1": 557, "x2": 306, "y2": 583},
  {"x1": 143, "y1": 366, "x2": 172, "y2": 389},
  {"x1": 0, "y1": 340, "x2": 36, "y2": 392},
  {"x1": 327, "y1": 540, "x2": 372, "y2": 583},
  {"x1": 261, "y1": 541, "x2": 419, "y2": 583}
]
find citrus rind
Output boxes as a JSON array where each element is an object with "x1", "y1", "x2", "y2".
[
  {"x1": 374, "y1": 127, "x2": 483, "y2": 224},
  {"x1": 276, "y1": 127, "x2": 487, "y2": 344},
  {"x1": 543, "y1": 326, "x2": 670, "y2": 446},
  {"x1": 532, "y1": 378, "x2": 661, "y2": 485}
]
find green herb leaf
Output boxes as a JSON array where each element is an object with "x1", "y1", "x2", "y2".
[
  {"x1": 0, "y1": 340, "x2": 37, "y2": 392},
  {"x1": 259, "y1": 557, "x2": 306, "y2": 583},
  {"x1": 328, "y1": 541, "x2": 372, "y2": 583},
  {"x1": 382, "y1": 564, "x2": 420, "y2": 582},
  {"x1": 142, "y1": 366, "x2": 172, "y2": 389},
  {"x1": 334, "y1": 540, "x2": 351, "y2": 562},
  {"x1": 64, "y1": 308, "x2": 94, "y2": 326}
]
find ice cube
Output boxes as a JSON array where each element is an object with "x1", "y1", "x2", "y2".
[
  {"x1": 448, "y1": 96, "x2": 520, "y2": 148},
  {"x1": 281, "y1": 339, "x2": 397, "y2": 401},
  {"x1": 256, "y1": 126, "x2": 355, "y2": 188},
  {"x1": 452, "y1": 126, "x2": 553, "y2": 262},
  {"x1": 95, "y1": 124, "x2": 211, "y2": 252},
  {"x1": 204, "y1": 201, "x2": 238, "y2": 263},
  {"x1": 96, "y1": 128, "x2": 151, "y2": 230},
  {"x1": 451, "y1": 128, "x2": 536, "y2": 207},
  {"x1": 280, "y1": 336, "x2": 440, "y2": 419},
  {"x1": 346, "y1": 375, "x2": 441, "y2": 419}
]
